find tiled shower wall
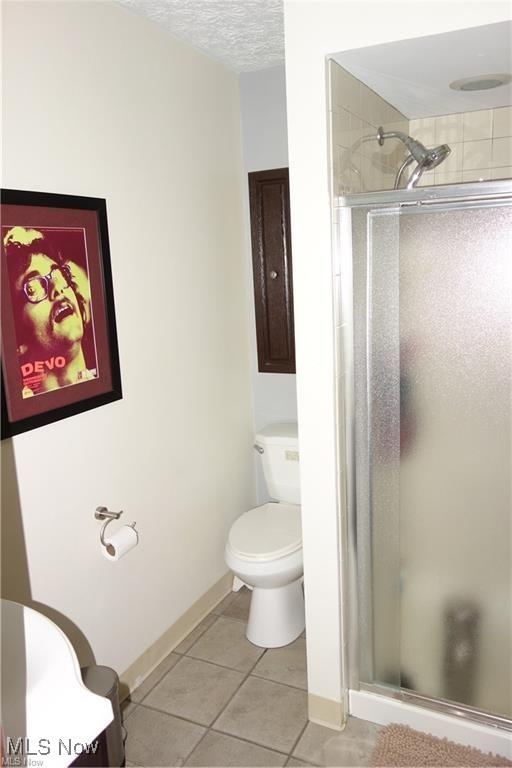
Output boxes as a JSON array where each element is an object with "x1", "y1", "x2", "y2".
[
  {"x1": 329, "y1": 60, "x2": 409, "y2": 195},
  {"x1": 330, "y1": 60, "x2": 512, "y2": 194},
  {"x1": 410, "y1": 107, "x2": 512, "y2": 185}
]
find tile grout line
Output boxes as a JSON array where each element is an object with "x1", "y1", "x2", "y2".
[
  {"x1": 175, "y1": 613, "x2": 222, "y2": 652},
  {"x1": 137, "y1": 640, "x2": 311, "y2": 760},
  {"x1": 129, "y1": 604, "x2": 256, "y2": 713},
  {"x1": 177, "y1": 613, "x2": 307, "y2": 694},
  {"x1": 209, "y1": 635, "x2": 269, "y2": 728},
  {"x1": 140, "y1": 642, "x2": 261, "y2": 686},
  {"x1": 124, "y1": 703, "x2": 305, "y2": 767},
  {"x1": 180, "y1": 631, "x2": 273, "y2": 767},
  {"x1": 210, "y1": 592, "x2": 238, "y2": 617},
  {"x1": 127, "y1": 614, "x2": 223, "y2": 706},
  {"x1": 250, "y1": 669, "x2": 307, "y2": 693},
  {"x1": 127, "y1": 588, "x2": 246, "y2": 707},
  {"x1": 124, "y1": 602, "x2": 242, "y2": 764},
  {"x1": 285, "y1": 717, "x2": 311, "y2": 763},
  {"x1": 134, "y1": 668, "x2": 309, "y2": 740},
  {"x1": 130, "y1": 605, "x2": 251, "y2": 706},
  {"x1": 176, "y1": 657, "x2": 309, "y2": 698},
  {"x1": 185, "y1": 724, "x2": 290, "y2": 767},
  {"x1": 131, "y1": 699, "x2": 216, "y2": 728},
  {"x1": 207, "y1": 650, "x2": 310, "y2": 758},
  {"x1": 180, "y1": 722, "x2": 211, "y2": 767},
  {"x1": 215, "y1": 613, "x2": 248, "y2": 624},
  {"x1": 126, "y1": 593, "x2": 313, "y2": 764},
  {"x1": 129, "y1": 599, "x2": 269, "y2": 763}
]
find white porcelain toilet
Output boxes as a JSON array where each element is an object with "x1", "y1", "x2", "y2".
[{"x1": 225, "y1": 423, "x2": 304, "y2": 648}]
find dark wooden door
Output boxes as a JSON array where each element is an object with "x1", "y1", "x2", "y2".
[{"x1": 248, "y1": 168, "x2": 295, "y2": 374}]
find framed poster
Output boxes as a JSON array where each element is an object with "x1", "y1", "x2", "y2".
[{"x1": 1, "y1": 189, "x2": 122, "y2": 438}]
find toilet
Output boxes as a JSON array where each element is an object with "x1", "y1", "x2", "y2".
[{"x1": 225, "y1": 423, "x2": 304, "y2": 648}]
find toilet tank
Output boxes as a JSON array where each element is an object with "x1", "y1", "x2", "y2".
[{"x1": 255, "y1": 423, "x2": 300, "y2": 504}]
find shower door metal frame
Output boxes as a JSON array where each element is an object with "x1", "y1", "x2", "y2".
[{"x1": 335, "y1": 180, "x2": 512, "y2": 732}]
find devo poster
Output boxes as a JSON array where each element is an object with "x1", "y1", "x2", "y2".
[
  {"x1": 2, "y1": 225, "x2": 98, "y2": 398},
  {"x1": 1, "y1": 189, "x2": 122, "y2": 438}
]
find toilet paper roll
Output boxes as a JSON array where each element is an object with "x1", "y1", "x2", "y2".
[{"x1": 102, "y1": 525, "x2": 138, "y2": 561}]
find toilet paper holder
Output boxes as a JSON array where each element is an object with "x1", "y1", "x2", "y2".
[{"x1": 95, "y1": 506, "x2": 137, "y2": 548}]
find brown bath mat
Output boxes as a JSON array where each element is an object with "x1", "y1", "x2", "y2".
[{"x1": 369, "y1": 723, "x2": 512, "y2": 767}]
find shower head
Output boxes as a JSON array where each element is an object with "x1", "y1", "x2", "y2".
[
  {"x1": 419, "y1": 142, "x2": 451, "y2": 171},
  {"x1": 377, "y1": 126, "x2": 451, "y2": 188}
]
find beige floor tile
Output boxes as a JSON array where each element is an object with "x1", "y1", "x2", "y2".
[
  {"x1": 121, "y1": 698, "x2": 138, "y2": 720},
  {"x1": 185, "y1": 731, "x2": 288, "y2": 767},
  {"x1": 321, "y1": 738, "x2": 375, "y2": 767},
  {"x1": 214, "y1": 676, "x2": 308, "y2": 752},
  {"x1": 321, "y1": 717, "x2": 380, "y2": 767},
  {"x1": 294, "y1": 718, "x2": 381, "y2": 767},
  {"x1": 341, "y1": 717, "x2": 381, "y2": 742},
  {"x1": 144, "y1": 655, "x2": 244, "y2": 726},
  {"x1": 252, "y1": 637, "x2": 307, "y2": 689},
  {"x1": 130, "y1": 652, "x2": 180, "y2": 702},
  {"x1": 211, "y1": 590, "x2": 238, "y2": 615},
  {"x1": 124, "y1": 704, "x2": 205, "y2": 767},
  {"x1": 293, "y1": 722, "x2": 341, "y2": 765},
  {"x1": 186, "y1": 616, "x2": 264, "y2": 672},
  {"x1": 286, "y1": 758, "x2": 316, "y2": 767},
  {"x1": 220, "y1": 586, "x2": 252, "y2": 622},
  {"x1": 174, "y1": 614, "x2": 218, "y2": 654}
]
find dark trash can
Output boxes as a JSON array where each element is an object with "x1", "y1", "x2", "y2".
[{"x1": 81, "y1": 665, "x2": 125, "y2": 767}]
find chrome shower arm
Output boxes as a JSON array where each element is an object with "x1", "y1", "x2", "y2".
[
  {"x1": 394, "y1": 154, "x2": 416, "y2": 190},
  {"x1": 377, "y1": 126, "x2": 407, "y2": 145},
  {"x1": 377, "y1": 126, "x2": 429, "y2": 163},
  {"x1": 406, "y1": 162, "x2": 426, "y2": 189}
]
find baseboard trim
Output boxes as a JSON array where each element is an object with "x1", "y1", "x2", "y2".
[
  {"x1": 349, "y1": 690, "x2": 512, "y2": 759},
  {"x1": 308, "y1": 693, "x2": 346, "y2": 731},
  {"x1": 119, "y1": 571, "x2": 233, "y2": 701}
]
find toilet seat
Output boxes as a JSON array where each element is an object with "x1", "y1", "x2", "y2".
[{"x1": 228, "y1": 502, "x2": 302, "y2": 561}]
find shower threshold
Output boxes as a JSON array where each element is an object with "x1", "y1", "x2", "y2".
[
  {"x1": 361, "y1": 681, "x2": 512, "y2": 731},
  {"x1": 350, "y1": 686, "x2": 512, "y2": 759}
]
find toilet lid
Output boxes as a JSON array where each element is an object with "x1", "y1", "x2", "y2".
[{"x1": 228, "y1": 503, "x2": 302, "y2": 561}]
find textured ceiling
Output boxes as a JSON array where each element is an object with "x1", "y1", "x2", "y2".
[{"x1": 118, "y1": 0, "x2": 284, "y2": 72}]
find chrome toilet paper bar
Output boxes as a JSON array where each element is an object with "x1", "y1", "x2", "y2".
[{"x1": 95, "y1": 506, "x2": 137, "y2": 548}]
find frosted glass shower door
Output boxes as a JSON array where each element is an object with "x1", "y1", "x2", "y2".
[{"x1": 352, "y1": 194, "x2": 512, "y2": 720}]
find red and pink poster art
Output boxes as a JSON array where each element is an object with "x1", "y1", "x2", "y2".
[
  {"x1": 1, "y1": 190, "x2": 122, "y2": 437},
  {"x1": 2, "y1": 225, "x2": 99, "y2": 398}
]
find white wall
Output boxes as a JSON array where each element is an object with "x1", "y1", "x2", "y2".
[
  {"x1": 239, "y1": 65, "x2": 297, "y2": 502},
  {"x1": 1, "y1": 0, "x2": 255, "y2": 677},
  {"x1": 283, "y1": 0, "x2": 511, "y2": 722},
  {"x1": 240, "y1": 66, "x2": 290, "y2": 172}
]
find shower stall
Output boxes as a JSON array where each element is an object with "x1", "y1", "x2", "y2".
[{"x1": 336, "y1": 181, "x2": 512, "y2": 750}]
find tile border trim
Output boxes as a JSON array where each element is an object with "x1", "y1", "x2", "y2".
[
  {"x1": 119, "y1": 571, "x2": 233, "y2": 700},
  {"x1": 308, "y1": 693, "x2": 346, "y2": 731}
]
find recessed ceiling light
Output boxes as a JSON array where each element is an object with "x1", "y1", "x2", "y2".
[{"x1": 449, "y1": 73, "x2": 512, "y2": 91}]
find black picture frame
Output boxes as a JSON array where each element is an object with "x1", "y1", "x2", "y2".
[{"x1": 1, "y1": 189, "x2": 122, "y2": 438}]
